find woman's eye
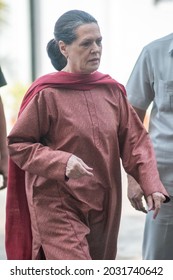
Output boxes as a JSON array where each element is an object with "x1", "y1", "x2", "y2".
[
  {"x1": 82, "y1": 41, "x2": 91, "y2": 47},
  {"x1": 81, "y1": 38, "x2": 102, "y2": 48},
  {"x1": 96, "y1": 39, "x2": 102, "y2": 46}
]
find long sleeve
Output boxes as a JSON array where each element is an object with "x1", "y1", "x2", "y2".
[
  {"x1": 8, "y1": 92, "x2": 72, "y2": 181},
  {"x1": 117, "y1": 91, "x2": 169, "y2": 199}
]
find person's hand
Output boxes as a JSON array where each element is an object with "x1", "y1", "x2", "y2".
[
  {"x1": 147, "y1": 192, "x2": 166, "y2": 219},
  {"x1": 66, "y1": 155, "x2": 93, "y2": 179},
  {"x1": 0, "y1": 158, "x2": 8, "y2": 190},
  {"x1": 127, "y1": 175, "x2": 147, "y2": 213}
]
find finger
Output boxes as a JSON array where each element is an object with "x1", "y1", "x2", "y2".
[
  {"x1": 152, "y1": 192, "x2": 166, "y2": 203},
  {"x1": 151, "y1": 194, "x2": 164, "y2": 219},
  {"x1": 66, "y1": 155, "x2": 94, "y2": 178},
  {"x1": 131, "y1": 199, "x2": 147, "y2": 213},
  {"x1": 153, "y1": 208, "x2": 159, "y2": 219},
  {"x1": 78, "y1": 159, "x2": 93, "y2": 171},
  {"x1": 136, "y1": 202, "x2": 147, "y2": 213},
  {"x1": 146, "y1": 195, "x2": 154, "y2": 211},
  {"x1": 78, "y1": 165, "x2": 93, "y2": 177},
  {"x1": 152, "y1": 201, "x2": 161, "y2": 219},
  {"x1": 76, "y1": 158, "x2": 93, "y2": 175},
  {"x1": 147, "y1": 193, "x2": 165, "y2": 219},
  {"x1": 66, "y1": 163, "x2": 93, "y2": 178}
]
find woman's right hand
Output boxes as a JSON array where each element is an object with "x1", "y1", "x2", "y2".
[{"x1": 66, "y1": 155, "x2": 93, "y2": 179}]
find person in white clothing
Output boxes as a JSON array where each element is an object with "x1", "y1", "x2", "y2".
[{"x1": 126, "y1": 33, "x2": 173, "y2": 260}]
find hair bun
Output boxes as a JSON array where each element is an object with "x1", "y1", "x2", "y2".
[{"x1": 46, "y1": 39, "x2": 67, "y2": 71}]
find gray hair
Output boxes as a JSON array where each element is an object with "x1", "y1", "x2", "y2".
[{"x1": 47, "y1": 10, "x2": 98, "y2": 71}]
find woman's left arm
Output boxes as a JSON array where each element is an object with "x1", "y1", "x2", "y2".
[{"x1": 117, "y1": 91, "x2": 170, "y2": 217}]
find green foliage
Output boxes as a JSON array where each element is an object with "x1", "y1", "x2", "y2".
[
  {"x1": 0, "y1": 0, "x2": 8, "y2": 25},
  {"x1": 2, "y1": 82, "x2": 28, "y2": 124},
  {"x1": 1, "y1": 82, "x2": 28, "y2": 126},
  {"x1": 0, "y1": 0, "x2": 7, "y2": 10},
  {"x1": 10, "y1": 82, "x2": 28, "y2": 112}
]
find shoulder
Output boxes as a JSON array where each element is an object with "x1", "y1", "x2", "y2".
[
  {"x1": 99, "y1": 71, "x2": 126, "y2": 96},
  {"x1": 142, "y1": 33, "x2": 173, "y2": 54}
]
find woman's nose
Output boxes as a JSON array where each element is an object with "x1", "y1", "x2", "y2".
[{"x1": 91, "y1": 42, "x2": 100, "y2": 53}]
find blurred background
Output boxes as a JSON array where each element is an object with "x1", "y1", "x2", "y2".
[{"x1": 0, "y1": 0, "x2": 173, "y2": 259}]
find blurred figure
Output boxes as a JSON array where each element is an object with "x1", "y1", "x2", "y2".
[
  {"x1": 126, "y1": 33, "x2": 173, "y2": 259},
  {"x1": 0, "y1": 66, "x2": 8, "y2": 190}
]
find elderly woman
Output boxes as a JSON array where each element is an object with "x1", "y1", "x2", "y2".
[{"x1": 6, "y1": 10, "x2": 169, "y2": 260}]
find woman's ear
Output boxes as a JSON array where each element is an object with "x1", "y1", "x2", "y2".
[{"x1": 58, "y1": 41, "x2": 68, "y2": 58}]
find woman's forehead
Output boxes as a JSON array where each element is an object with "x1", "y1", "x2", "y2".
[{"x1": 75, "y1": 23, "x2": 101, "y2": 39}]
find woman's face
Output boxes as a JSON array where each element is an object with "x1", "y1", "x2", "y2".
[{"x1": 59, "y1": 23, "x2": 102, "y2": 74}]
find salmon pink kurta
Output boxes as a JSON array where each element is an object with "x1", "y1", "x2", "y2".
[{"x1": 6, "y1": 71, "x2": 169, "y2": 260}]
